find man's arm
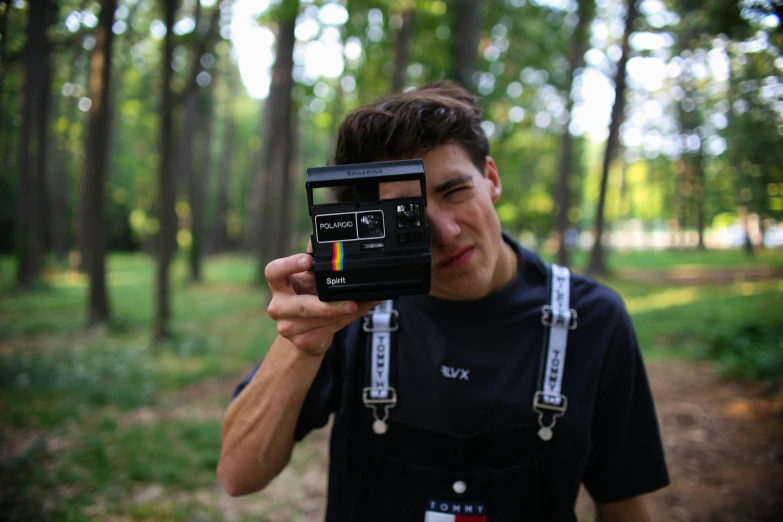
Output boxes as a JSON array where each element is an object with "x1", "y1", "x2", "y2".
[
  {"x1": 217, "y1": 253, "x2": 377, "y2": 497},
  {"x1": 217, "y1": 334, "x2": 325, "y2": 496},
  {"x1": 596, "y1": 496, "x2": 653, "y2": 522}
]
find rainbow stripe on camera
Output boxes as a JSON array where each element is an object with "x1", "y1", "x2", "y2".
[{"x1": 331, "y1": 242, "x2": 344, "y2": 271}]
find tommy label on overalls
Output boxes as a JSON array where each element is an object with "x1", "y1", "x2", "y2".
[{"x1": 425, "y1": 499, "x2": 487, "y2": 522}]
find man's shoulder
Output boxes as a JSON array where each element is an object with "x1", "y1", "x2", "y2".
[
  {"x1": 510, "y1": 238, "x2": 626, "y2": 317},
  {"x1": 570, "y1": 270, "x2": 626, "y2": 316}
]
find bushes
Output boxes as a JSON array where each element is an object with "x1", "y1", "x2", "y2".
[{"x1": 707, "y1": 297, "x2": 783, "y2": 386}]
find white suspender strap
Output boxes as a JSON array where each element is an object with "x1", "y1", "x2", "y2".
[
  {"x1": 534, "y1": 263, "x2": 577, "y2": 441},
  {"x1": 542, "y1": 264, "x2": 574, "y2": 399},
  {"x1": 369, "y1": 300, "x2": 394, "y2": 399},
  {"x1": 362, "y1": 299, "x2": 398, "y2": 435}
]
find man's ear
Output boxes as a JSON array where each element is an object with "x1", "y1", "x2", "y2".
[{"x1": 484, "y1": 156, "x2": 502, "y2": 203}]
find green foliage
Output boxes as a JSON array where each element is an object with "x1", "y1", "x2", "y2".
[
  {"x1": 615, "y1": 278, "x2": 783, "y2": 387},
  {"x1": 62, "y1": 419, "x2": 222, "y2": 489},
  {"x1": 0, "y1": 436, "x2": 92, "y2": 522},
  {"x1": 0, "y1": 342, "x2": 158, "y2": 428},
  {"x1": 707, "y1": 293, "x2": 783, "y2": 384},
  {"x1": 0, "y1": 254, "x2": 274, "y2": 428}
]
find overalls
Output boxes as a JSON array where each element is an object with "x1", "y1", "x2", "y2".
[{"x1": 325, "y1": 265, "x2": 577, "y2": 522}]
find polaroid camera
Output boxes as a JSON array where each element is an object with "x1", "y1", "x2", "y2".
[{"x1": 305, "y1": 159, "x2": 431, "y2": 302}]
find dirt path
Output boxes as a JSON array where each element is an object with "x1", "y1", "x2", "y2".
[{"x1": 640, "y1": 362, "x2": 783, "y2": 522}]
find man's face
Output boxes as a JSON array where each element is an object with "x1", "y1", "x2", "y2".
[{"x1": 379, "y1": 143, "x2": 509, "y2": 301}]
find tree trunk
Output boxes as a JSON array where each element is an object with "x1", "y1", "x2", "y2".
[
  {"x1": 51, "y1": 48, "x2": 83, "y2": 262},
  {"x1": 675, "y1": 161, "x2": 688, "y2": 248},
  {"x1": 182, "y1": 86, "x2": 199, "y2": 276},
  {"x1": 190, "y1": 85, "x2": 212, "y2": 279},
  {"x1": 694, "y1": 140, "x2": 706, "y2": 250},
  {"x1": 327, "y1": 77, "x2": 344, "y2": 163},
  {"x1": 155, "y1": 0, "x2": 178, "y2": 341},
  {"x1": 36, "y1": 44, "x2": 52, "y2": 265},
  {"x1": 82, "y1": 0, "x2": 117, "y2": 327},
  {"x1": 289, "y1": 101, "x2": 303, "y2": 248},
  {"x1": 210, "y1": 112, "x2": 234, "y2": 253},
  {"x1": 587, "y1": 0, "x2": 637, "y2": 276},
  {"x1": 51, "y1": 100, "x2": 68, "y2": 262},
  {"x1": 0, "y1": 2, "x2": 11, "y2": 155},
  {"x1": 15, "y1": 0, "x2": 47, "y2": 290},
  {"x1": 209, "y1": 45, "x2": 240, "y2": 254},
  {"x1": 555, "y1": 0, "x2": 593, "y2": 267},
  {"x1": 450, "y1": 0, "x2": 481, "y2": 91},
  {"x1": 182, "y1": 5, "x2": 220, "y2": 281},
  {"x1": 739, "y1": 205, "x2": 753, "y2": 256},
  {"x1": 257, "y1": 2, "x2": 298, "y2": 283},
  {"x1": 392, "y1": 10, "x2": 416, "y2": 93}
]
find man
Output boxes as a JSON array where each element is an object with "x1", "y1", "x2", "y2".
[{"x1": 217, "y1": 82, "x2": 669, "y2": 521}]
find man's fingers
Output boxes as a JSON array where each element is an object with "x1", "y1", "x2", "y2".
[
  {"x1": 290, "y1": 307, "x2": 374, "y2": 352},
  {"x1": 264, "y1": 254, "x2": 313, "y2": 294},
  {"x1": 267, "y1": 294, "x2": 358, "y2": 322},
  {"x1": 290, "y1": 272, "x2": 317, "y2": 295}
]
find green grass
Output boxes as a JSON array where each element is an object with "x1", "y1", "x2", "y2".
[
  {"x1": 603, "y1": 277, "x2": 783, "y2": 385},
  {"x1": 0, "y1": 250, "x2": 781, "y2": 521},
  {"x1": 58, "y1": 418, "x2": 222, "y2": 490},
  {"x1": 0, "y1": 254, "x2": 273, "y2": 429},
  {"x1": 0, "y1": 253, "x2": 276, "y2": 521}
]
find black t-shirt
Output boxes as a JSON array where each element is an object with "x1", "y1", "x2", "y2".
[{"x1": 234, "y1": 236, "x2": 670, "y2": 520}]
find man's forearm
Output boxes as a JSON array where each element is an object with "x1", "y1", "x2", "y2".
[
  {"x1": 595, "y1": 496, "x2": 653, "y2": 522},
  {"x1": 217, "y1": 335, "x2": 325, "y2": 496}
]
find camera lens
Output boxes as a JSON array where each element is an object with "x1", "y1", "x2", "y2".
[
  {"x1": 396, "y1": 203, "x2": 421, "y2": 228},
  {"x1": 357, "y1": 211, "x2": 384, "y2": 239}
]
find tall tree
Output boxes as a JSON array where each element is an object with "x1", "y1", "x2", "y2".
[
  {"x1": 392, "y1": 9, "x2": 416, "y2": 92},
  {"x1": 587, "y1": 0, "x2": 638, "y2": 276},
  {"x1": 15, "y1": 0, "x2": 49, "y2": 289},
  {"x1": 210, "y1": 59, "x2": 239, "y2": 254},
  {"x1": 155, "y1": 0, "x2": 179, "y2": 341},
  {"x1": 181, "y1": 4, "x2": 221, "y2": 282},
  {"x1": 554, "y1": 0, "x2": 594, "y2": 267},
  {"x1": 50, "y1": 42, "x2": 88, "y2": 262},
  {"x1": 36, "y1": 32, "x2": 52, "y2": 263},
  {"x1": 0, "y1": 1, "x2": 10, "y2": 150},
  {"x1": 450, "y1": 0, "x2": 481, "y2": 90},
  {"x1": 256, "y1": 0, "x2": 299, "y2": 282},
  {"x1": 82, "y1": 0, "x2": 118, "y2": 327}
]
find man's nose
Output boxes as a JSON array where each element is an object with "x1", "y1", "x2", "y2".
[{"x1": 427, "y1": 207, "x2": 461, "y2": 247}]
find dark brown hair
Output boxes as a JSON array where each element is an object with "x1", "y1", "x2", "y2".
[{"x1": 333, "y1": 81, "x2": 489, "y2": 174}]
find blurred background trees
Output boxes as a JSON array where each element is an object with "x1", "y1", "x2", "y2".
[{"x1": 1, "y1": 0, "x2": 782, "y2": 333}]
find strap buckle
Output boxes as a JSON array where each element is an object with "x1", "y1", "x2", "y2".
[
  {"x1": 532, "y1": 391, "x2": 568, "y2": 414},
  {"x1": 362, "y1": 386, "x2": 397, "y2": 405},
  {"x1": 362, "y1": 386, "x2": 397, "y2": 429},
  {"x1": 541, "y1": 305, "x2": 577, "y2": 330},
  {"x1": 362, "y1": 309, "x2": 400, "y2": 332}
]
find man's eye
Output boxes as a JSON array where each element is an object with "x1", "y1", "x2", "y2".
[{"x1": 446, "y1": 187, "x2": 469, "y2": 197}]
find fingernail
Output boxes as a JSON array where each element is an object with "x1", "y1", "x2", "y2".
[
  {"x1": 299, "y1": 256, "x2": 309, "y2": 268},
  {"x1": 344, "y1": 302, "x2": 356, "y2": 313}
]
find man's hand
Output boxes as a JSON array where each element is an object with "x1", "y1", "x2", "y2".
[{"x1": 265, "y1": 253, "x2": 379, "y2": 356}]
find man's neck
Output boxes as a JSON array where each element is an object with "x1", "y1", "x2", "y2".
[{"x1": 488, "y1": 239, "x2": 519, "y2": 295}]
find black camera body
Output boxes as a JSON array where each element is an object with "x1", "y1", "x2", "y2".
[{"x1": 306, "y1": 159, "x2": 431, "y2": 302}]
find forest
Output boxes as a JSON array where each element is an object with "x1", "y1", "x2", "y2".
[
  {"x1": 0, "y1": 0, "x2": 781, "y2": 332},
  {"x1": 1, "y1": 0, "x2": 782, "y2": 521}
]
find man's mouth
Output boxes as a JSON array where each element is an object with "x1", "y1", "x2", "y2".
[{"x1": 436, "y1": 246, "x2": 474, "y2": 269}]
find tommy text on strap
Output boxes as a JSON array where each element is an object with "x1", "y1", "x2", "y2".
[
  {"x1": 362, "y1": 300, "x2": 398, "y2": 435},
  {"x1": 534, "y1": 264, "x2": 577, "y2": 441}
]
